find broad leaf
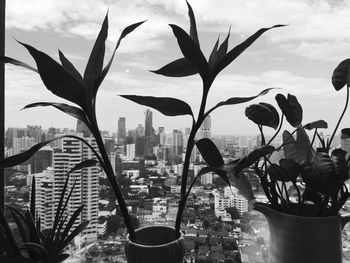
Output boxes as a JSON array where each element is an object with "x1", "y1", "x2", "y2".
[
  {"x1": 303, "y1": 120, "x2": 328, "y2": 130},
  {"x1": 196, "y1": 138, "x2": 224, "y2": 167},
  {"x1": 275, "y1": 93, "x2": 302, "y2": 127},
  {"x1": 186, "y1": 1, "x2": 199, "y2": 46},
  {"x1": 245, "y1": 103, "x2": 279, "y2": 129},
  {"x1": 302, "y1": 187, "x2": 323, "y2": 206},
  {"x1": 206, "y1": 88, "x2": 274, "y2": 116},
  {"x1": 282, "y1": 128, "x2": 310, "y2": 163},
  {"x1": 234, "y1": 145, "x2": 275, "y2": 173},
  {"x1": 230, "y1": 171, "x2": 255, "y2": 200},
  {"x1": 84, "y1": 13, "x2": 108, "y2": 93},
  {"x1": 120, "y1": 95, "x2": 193, "y2": 117},
  {"x1": 96, "y1": 21, "x2": 146, "y2": 95},
  {"x1": 23, "y1": 102, "x2": 91, "y2": 129},
  {"x1": 10, "y1": 209, "x2": 27, "y2": 244},
  {"x1": 19, "y1": 41, "x2": 88, "y2": 109},
  {"x1": 151, "y1": 57, "x2": 198, "y2": 77},
  {"x1": 196, "y1": 138, "x2": 228, "y2": 183},
  {"x1": 332, "y1": 59, "x2": 350, "y2": 91},
  {"x1": 0, "y1": 206, "x2": 21, "y2": 256},
  {"x1": 213, "y1": 25, "x2": 286, "y2": 78},
  {"x1": 169, "y1": 24, "x2": 209, "y2": 81},
  {"x1": 58, "y1": 50, "x2": 83, "y2": 82},
  {"x1": 267, "y1": 159, "x2": 301, "y2": 182},
  {"x1": 0, "y1": 56, "x2": 39, "y2": 73},
  {"x1": 24, "y1": 243, "x2": 48, "y2": 260},
  {"x1": 69, "y1": 159, "x2": 98, "y2": 173}
]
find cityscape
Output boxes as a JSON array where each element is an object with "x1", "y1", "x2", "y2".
[{"x1": 3, "y1": 108, "x2": 350, "y2": 263}]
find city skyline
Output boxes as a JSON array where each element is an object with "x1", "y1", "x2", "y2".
[{"x1": 5, "y1": 0, "x2": 350, "y2": 136}]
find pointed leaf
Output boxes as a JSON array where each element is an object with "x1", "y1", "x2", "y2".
[
  {"x1": 24, "y1": 210, "x2": 40, "y2": 244},
  {"x1": 275, "y1": 93, "x2": 302, "y2": 127},
  {"x1": 209, "y1": 27, "x2": 231, "y2": 71},
  {"x1": 332, "y1": 59, "x2": 350, "y2": 91},
  {"x1": 84, "y1": 13, "x2": 108, "y2": 93},
  {"x1": 96, "y1": 21, "x2": 146, "y2": 95},
  {"x1": 267, "y1": 159, "x2": 301, "y2": 182},
  {"x1": 0, "y1": 56, "x2": 38, "y2": 73},
  {"x1": 58, "y1": 50, "x2": 83, "y2": 82},
  {"x1": 208, "y1": 37, "x2": 220, "y2": 70},
  {"x1": 302, "y1": 187, "x2": 323, "y2": 206},
  {"x1": 303, "y1": 120, "x2": 328, "y2": 130},
  {"x1": 207, "y1": 88, "x2": 275, "y2": 116},
  {"x1": 169, "y1": 24, "x2": 209, "y2": 81},
  {"x1": 69, "y1": 159, "x2": 98, "y2": 174},
  {"x1": 213, "y1": 25, "x2": 286, "y2": 78},
  {"x1": 120, "y1": 95, "x2": 193, "y2": 117},
  {"x1": 19, "y1": 41, "x2": 87, "y2": 108},
  {"x1": 234, "y1": 145, "x2": 275, "y2": 173},
  {"x1": 23, "y1": 102, "x2": 91, "y2": 129},
  {"x1": 151, "y1": 57, "x2": 198, "y2": 77},
  {"x1": 186, "y1": 1, "x2": 199, "y2": 46},
  {"x1": 0, "y1": 135, "x2": 97, "y2": 168}
]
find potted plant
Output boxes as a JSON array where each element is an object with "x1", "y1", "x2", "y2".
[
  {"x1": 223, "y1": 59, "x2": 350, "y2": 263},
  {"x1": 0, "y1": 160, "x2": 95, "y2": 262},
  {"x1": 0, "y1": 2, "x2": 284, "y2": 262}
]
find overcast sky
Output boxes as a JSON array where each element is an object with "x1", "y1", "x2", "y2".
[{"x1": 4, "y1": 0, "x2": 350, "y2": 136}]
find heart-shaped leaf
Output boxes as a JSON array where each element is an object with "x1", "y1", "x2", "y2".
[
  {"x1": 302, "y1": 187, "x2": 323, "y2": 206},
  {"x1": 19, "y1": 41, "x2": 87, "y2": 109},
  {"x1": 303, "y1": 120, "x2": 328, "y2": 130},
  {"x1": 84, "y1": 13, "x2": 108, "y2": 93},
  {"x1": 332, "y1": 59, "x2": 350, "y2": 91},
  {"x1": 23, "y1": 102, "x2": 91, "y2": 129},
  {"x1": 151, "y1": 57, "x2": 198, "y2": 77},
  {"x1": 245, "y1": 103, "x2": 279, "y2": 129},
  {"x1": 96, "y1": 20, "x2": 146, "y2": 95},
  {"x1": 169, "y1": 24, "x2": 209, "y2": 81},
  {"x1": 275, "y1": 93, "x2": 302, "y2": 127},
  {"x1": 267, "y1": 159, "x2": 301, "y2": 182},
  {"x1": 120, "y1": 95, "x2": 193, "y2": 117},
  {"x1": 282, "y1": 128, "x2": 310, "y2": 163},
  {"x1": 213, "y1": 24, "x2": 286, "y2": 79}
]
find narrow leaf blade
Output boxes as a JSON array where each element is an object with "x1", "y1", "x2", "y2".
[
  {"x1": 121, "y1": 95, "x2": 193, "y2": 117},
  {"x1": 151, "y1": 57, "x2": 198, "y2": 77}
]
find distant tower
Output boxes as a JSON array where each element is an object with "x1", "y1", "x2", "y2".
[
  {"x1": 199, "y1": 115, "x2": 211, "y2": 139},
  {"x1": 76, "y1": 119, "x2": 91, "y2": 137},
  {"x1": 172, "y1": 130, "x2": 184, "y2": 156},
  {"x1": 341, "y1": 128, "x2": 350, "y2": 153},
  {"x1": 145, "y1": 109, "x2": 153, "y2": 137},
  {"x1": 158, "y1": 127, "x2": 165, "y2": 146},
  {"x1": 118, "y1": 117, "x2": 126, "y2": 145}
]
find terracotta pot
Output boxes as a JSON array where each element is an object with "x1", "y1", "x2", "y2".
[
  {"x1": 254, "y1": 203, "x2": 350, "y2": 263},
  {"x1": 124, "y1": 225, "x2": 184, "y2": 263}
]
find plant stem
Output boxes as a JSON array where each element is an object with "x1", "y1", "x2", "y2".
[
  {"x1": 267, "y1": 115, "x2": 284, "y2": 145},
  {"x1": 90, "y1": 120, "x2": 136, "y2": 240},
  {"x1": 328, "y1": 86, "x2": 349, "y2": 149}
]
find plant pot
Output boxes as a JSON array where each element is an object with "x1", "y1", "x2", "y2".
[
  {"x1": 254, "y1": 203, "x2": 350, "y2": 263},
  {"x1": 124, "y1": 225, "x2": 184, "y2": 263}
]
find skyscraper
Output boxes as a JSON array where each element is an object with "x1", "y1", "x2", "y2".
[
  {"x1": 118, "y1": 117, "x2": 126, "y2": 145},
  {"x1": 145, "y1": 109, "x2": 153, "y2": 137},
  {"x1": 76, "y1": 119, "x2": 91, "y2": 137},
  {"x1": 199, "y1": 115, "x2": 211, "y2": 139},
  {"x1": 172, "y1": 130, "x2": 184, "y2": 156}
]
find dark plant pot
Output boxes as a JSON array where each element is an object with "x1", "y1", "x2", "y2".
[
  {"x1": 254, "y1": 203, "x2": 350, "y2": 263},
  {"x1": 124, "y1": 225, "x2": 184, "y2": 263}
]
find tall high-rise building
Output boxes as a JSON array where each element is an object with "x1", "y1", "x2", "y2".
[
  {"x1": 145, "y1": 109, "x2": 154, "y2": 137},
  {"x1": 199, "y1": 115, "x2": 211, "y2": 139},
  {"x1": 158, "y1": 127, "x2": 166, "y2": 146},
  {"x1": 341, "y1": 128, "x2": 350, "y2": 153},
  {"x1": 52, "y1": 135, "x2": 99, "y2": 244},
  {"x1": 172, "y1": 130, "x2": 184, "y2": 156},
  {"x1": 76, "y1": 119, "x2": 91, "y2": 137},
  {"x1": 118, "y1": 117, "x2": 126, "y2": 145},
  {"x1": 126, "y1": 144, "x2": 136, "y2": 160}
]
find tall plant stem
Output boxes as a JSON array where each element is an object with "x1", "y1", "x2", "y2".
[
  {"x1": 90, "y1": 119, "x2": 136, "y2": 240},
  {"x1": 175, "y1": 83, "x2": 210, "y2": 234},
  {"x1": 267, "y1": 115, "x2": 284, "y2": 145},
  {"x1": 328, "y1": 86, "x2": 349, "y2": 149}
]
